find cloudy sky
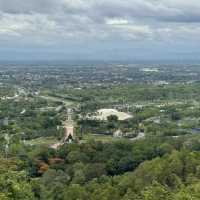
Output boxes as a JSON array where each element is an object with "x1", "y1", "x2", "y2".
[{"x1": 0, "y1": 0, "x2": 200, "y2": 62}]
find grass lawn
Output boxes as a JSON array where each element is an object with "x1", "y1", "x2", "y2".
[
  {"x1": 81, "y1": 133, "x2": 127, "y2": 143},
  {"x1": 26, "y1": 137, "x2": 58, "y2": 146}
]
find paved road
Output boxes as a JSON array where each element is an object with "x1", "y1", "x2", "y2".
[
  {"x1": 51, "y1": 119, "x2": 75, "y2": 149},
  {"x1": 130, "y1": 132, "x2": 145, "y2": 141}
]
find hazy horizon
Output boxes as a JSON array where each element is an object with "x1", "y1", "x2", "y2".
[{"x1": 0, "y1": 59, "x2": 200, "y2": 66}]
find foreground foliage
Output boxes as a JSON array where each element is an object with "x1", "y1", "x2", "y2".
[{"x1": 1, "y1": 137, "x2": 200, "y2": 199}]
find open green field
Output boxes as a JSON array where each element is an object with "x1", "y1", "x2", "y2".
[
  {"x1": 39, "y1": 95, "x2": 75, "y2": 106},
  {"x1": 81, "y1": 133, "x2": 127, "y2": 143},
  {"x1": 26, "y1": 137, "x2": 58, "y2": 146}
]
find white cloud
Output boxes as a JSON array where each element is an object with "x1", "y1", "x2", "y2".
[
  {"x1": 106, "y1": 18, "x2": 129, "y2": 25},
  {"x1": 0, "y1": 0, "x2": 200, "y2": 45}
]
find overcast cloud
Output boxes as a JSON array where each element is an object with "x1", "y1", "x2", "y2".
[{"x1": 0, "y1": 0, "x2": 200, "y2": 61}]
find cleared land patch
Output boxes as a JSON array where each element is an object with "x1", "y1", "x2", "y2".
[{"x1": 91, "y1": 108, "x2": 132, "y2": 121}]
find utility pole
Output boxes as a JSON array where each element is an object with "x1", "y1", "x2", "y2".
[
  {"x1": 21, "y1": 132, "x2": 26, "y2": 144},
  {"x1": 4, "y1": 134, "x2": 10, "y2": 159}
]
